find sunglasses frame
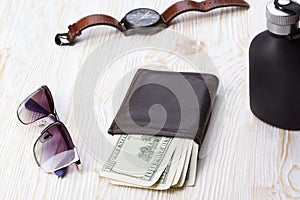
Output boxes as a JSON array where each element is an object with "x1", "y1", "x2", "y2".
[
  {"x1": 17, "y1": 85, "x2": 81, "y2": 175},
  {"x1": 17, "y1": 86, "x2": 56, "y2": 125}
]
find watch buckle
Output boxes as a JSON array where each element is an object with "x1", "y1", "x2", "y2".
[{"x1": 55, "y1": 33, "x2": 74, "y2": 46}]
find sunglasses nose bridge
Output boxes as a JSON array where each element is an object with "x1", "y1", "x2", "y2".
[
  {"x1": 37, "y1": 119, "x2": 50, "y2": 127},
  {"x1": 37, "y1": 114, "x2": 57, "y2": 127}
]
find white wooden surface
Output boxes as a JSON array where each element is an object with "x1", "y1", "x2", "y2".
[{"x1": 1, "y1": 0, "x2": 300, "y2": 199}]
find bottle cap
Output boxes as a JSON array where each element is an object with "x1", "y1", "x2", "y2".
[{"x1": 266, "y1": 0, "x2": 299, "y2": 35}]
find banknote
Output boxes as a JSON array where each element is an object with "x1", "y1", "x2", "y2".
[
  {"x1": 173, "y1": 139, "x2": 193, "y2": 187},
  {"x1": 108, "y1": 138, "x2": 185, "y2": 190},
  {"x1": 145, "y1": 138, "x2": 183, "y2": 190},
  {"x1": 98, "y1": 134, "x2": 179, "y2": 186},
  {"x1": 94, "y1": 134, "x2": 200, "y2": 190},
  {"x1": 171, "y1": 139, "x2": 188, "y2": 186},
  {"x1": 107, "y1": 155, "x2": 175, "y2": 189},
  {"x1": 185, "y1": 142, "x2": 199, "y2": 186}
]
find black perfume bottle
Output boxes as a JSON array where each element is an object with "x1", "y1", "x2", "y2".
[{"x1": 250, "y1": 0, "x2": 300, "y2": 130}]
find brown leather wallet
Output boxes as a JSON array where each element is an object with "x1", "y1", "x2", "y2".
[
  {"x1": 108, "y1": 69, "x2": 219, "y2": 146},
  {"x1": 55, "y1": 0, "x2": 249, "y2": 45}
]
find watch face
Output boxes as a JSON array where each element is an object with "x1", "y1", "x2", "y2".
[{"x1": 125, "y1": 8, "x2": 160, "y2": 27}]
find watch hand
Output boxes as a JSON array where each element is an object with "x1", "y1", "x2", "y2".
[{"x1": 141, "y1": 11, "x2": 150, "y2": 20}]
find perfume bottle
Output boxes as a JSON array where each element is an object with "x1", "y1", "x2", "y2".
[{"x1": 250, "y1": 0, "x2": 300, "y2": 130}]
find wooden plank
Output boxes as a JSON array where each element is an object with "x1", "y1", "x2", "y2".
[{"x1": 2, "y1": 0, "x2": 300, "y2": 199}]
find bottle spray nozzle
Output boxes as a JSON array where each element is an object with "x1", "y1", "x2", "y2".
[
  {"x1": 275, "y1": 0, "x2": 300, "y2": 15},
  {"x1": 266, "y1": 0, "x2": 300, "y2": 35},
  {"x1": 276, "y1": 0, "x2": 291, "y2": 6}
]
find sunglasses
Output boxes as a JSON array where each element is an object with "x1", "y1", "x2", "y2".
[{"x1": 17, "y1": 86, "x2": 81, "y2": 177}]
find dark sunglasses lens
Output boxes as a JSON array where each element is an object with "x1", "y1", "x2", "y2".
[
  {"x1": 17, "y1": 87, "x2": 53, "y2": 124},
  {"x1": 34, "y1": 123, "x2": 76, "y2": 172}
]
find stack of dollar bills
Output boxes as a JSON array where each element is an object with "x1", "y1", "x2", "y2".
[{"x1": 94, "y1": 134, "x2": 199, "y2": 190}]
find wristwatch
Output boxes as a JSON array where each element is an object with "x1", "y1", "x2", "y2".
[{"x1": 55, "y1": 0, "x2": 249, "y2": 46}]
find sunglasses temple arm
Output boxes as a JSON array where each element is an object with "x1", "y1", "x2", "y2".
[
  {"x1": 53, "y1": 154, "x2": 81, "y2": 178},
  {"x1": 54, "y1": 166, "x2": 68, "y2": 178},
  {"x1": 53, "y1": 109, "x2": 60, "y2": 121},
  {"x1": 75, "y1": 157, "x2": 82, "y2": 170},
  {"x1": 53, "y1": 154, "x2": 77, "y2": 177}
]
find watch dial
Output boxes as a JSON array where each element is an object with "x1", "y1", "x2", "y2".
[{"x1": 125, "y1": 8, "x2": 160, "y2": 27}]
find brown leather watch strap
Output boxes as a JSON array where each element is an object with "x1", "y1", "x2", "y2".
[
  {"x1": 55, "y1": 14, "x2": 126, "y2": 45},
  {"x1": 161, "y1": 0, "x2": 249, "y2": 25},
  {"x1": 56, "y1": 0, "x2": 249, "y2": 45}
]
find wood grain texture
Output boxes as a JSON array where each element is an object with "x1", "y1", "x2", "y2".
[{"x1": 1, "y1": 0, "x2": 300, "y2": 199}]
